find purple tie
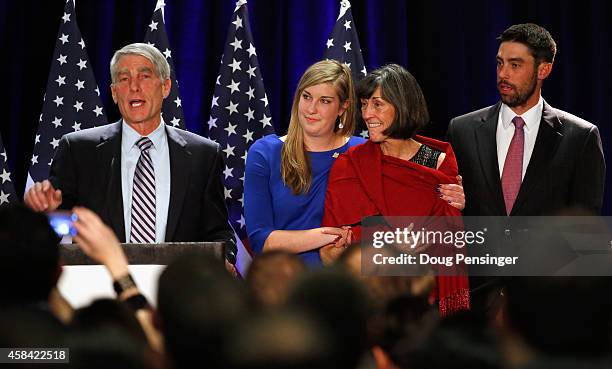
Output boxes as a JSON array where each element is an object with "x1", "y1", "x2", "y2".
[
  {"x1": 130, "y1": 137, "x2": 156, "y2": 243},
  {"x1": 501, "y1": 116, "x2": 525, "y2": 215}
]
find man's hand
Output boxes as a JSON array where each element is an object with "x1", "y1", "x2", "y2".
[
  {"x1": 24, "y1": 180, "x2": 63, "y2": 212},
  {"x1": 438, "y1": 175, "x2": 465, "y2": 211},
  {"x1": 72, "y1": 206, "x2": 128, "y2": 279}
]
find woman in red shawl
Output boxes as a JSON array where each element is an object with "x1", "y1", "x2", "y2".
[{"x1": 321, "y1": 64, "x2": 469, "y2": 314}]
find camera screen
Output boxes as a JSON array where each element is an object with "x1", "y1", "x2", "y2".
[{"x1": 48, "y1": 211, "x2": 77, "y2": 237}]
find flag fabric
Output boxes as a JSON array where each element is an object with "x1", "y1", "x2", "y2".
[
  {"x1": 208, "y1": 0, "x2": 275, "y2": 274},
  {"x1": 26, "y1": 0, "x2": 108, "y2": 190},
  {"x1": 0, "y1": 134, "x2": 17, "y2": 206},
  {"x1": 324, "y1": 0, "x2": 368, "y2": 138},
  {"x1": 143, "y1": 0, "x2": 185, "y2": 129}
]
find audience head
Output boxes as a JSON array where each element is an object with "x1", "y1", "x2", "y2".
[
  {"x1": 246, "y1": 250, "x2": 306, "y2": 309},
  {"x1": 503, "y1": 276, "x2": 612, "y2": 357},
  {"x1": 227, "y1": 311, "x2": 334, "y2": 369},
  {"x1": 357, "y1": 64, "x2": 429, "y2": 141},
  {"x1": 287, "y1": 268, "x2": 369, "y2": 369},
  {"x1": 0, "y1": 204, "x2": 60, "y2": 307},
  {"x1": 157, "y1": 252, "x2": 250, "y2": 369},
  {"x1": 282, "y1": 59, "x2": 356, "y2": 194}
]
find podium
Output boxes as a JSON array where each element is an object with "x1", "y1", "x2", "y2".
[{"x1": 58, "y1": 242, "x2": 225, "y2": 308}]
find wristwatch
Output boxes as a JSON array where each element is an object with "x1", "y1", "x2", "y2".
[{"x1": 113, "y1": 273, "x2": 137, "y2": 295}]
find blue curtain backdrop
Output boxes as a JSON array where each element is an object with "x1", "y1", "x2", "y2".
[{"x1": 1, "y1": 0, "x2": 610, "y2": 213}]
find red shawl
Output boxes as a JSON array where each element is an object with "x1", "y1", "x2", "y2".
[{"x1": 322, "y1": 136, "x2": 470, "y2": 314}]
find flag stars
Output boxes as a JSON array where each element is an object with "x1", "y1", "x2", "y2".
[
  {"x1": 247, "y1": 43, "x2": 257, "y2": 57},
  {"x1": 1, "y1": 150, "x2": 6, "y2": 162},
  {"x1": 52, "y1": 117, "x2": 63, "y2": 128},
  {"x1": 0, "y1": 191, "x2": 9, "y2": 205},
  {"x1": 343, "y1": 20, "x2": 351, "y2": 30},
  {"x1": 246, "y1": 87, "x2": 255, "y2": 100},
  {"x1": 74, "y1": 79, "x2": 85, "y2": 90},
  {"x1": 59, "y1": 33, "x2": 69, "y2": 44},
  {"x1": 207, "y1": 117, "x2": 218, "y2": 130},
  {"x1": 77, "y1": 59, "x2": 87, "y2": 70},
  {"x1": 343, "y1": 41, "x2": 352, "y2": 52},
  {"x1": 95, "y1": 87, "x2": 100, "y2": 96},
  {"x1": 225, "y1": 101, "x2": 239, "y2": 115},
  {"x1": 230, "y1": 37, "x2": 243, "y2": 51},
  {"x1": 149, "y1": 20, "x2": 158, "y2": 31},
  {"x1": 35, "y1": 135, "x2": 41, "y2": 144},
  {"x1": 223, "y1": 165, "x2": 234, "y2": 179},
  {"x1": 50, "y1": 138, "x2": 60, "y2": 149},
  {"x1": 326, "y1": 38, "x2": 334, "y2": 48},
  {"x1": 72, "y1": 122, "x2": 82, "y2": 131},
  {"x1": 260, "y1": 94, "x2": 269, "y2": 107},
  {"x1": 361, "y1": 66, "x2": 367, "y2": 76},
  {"x1": 163, "y1": 48, "x2": 172, "y2": 59},
  {"x1": 57, "y1": 54, "x2": 67, "y2": 65},
  {"x1": 211, "y1": 95, "x2": 219, "y2": 107},
  {"x1": 62, "y1": 12, "x2": 71, "y2": 23},
  {"x1": 244, "y1": 108, "x2": 254, "y2": 121},
  {"x1": 224, "y1": 187, "x2": 232, "y2": 199},
  {"x1": 174, "y1": 96, "x2": 181, "y2": 107},
  {"x1": 237, "y1": 214, "x2": 246, "y2": 228},
  {"x1": 224, "y1": 122, "x2": 238, "y2": 136},
  {"x1": 229, "y1": 58, "x2": 242, "y2": 72},
  {"x1": 79, "y1": 38, "x2": 85, "y2": 49},
  {"x1": 31, "y1": 155, "x2": 39, "y2": 165},
  {"x1": 55, "y1": 75, "x2": 66, "y2": 87},
  {"x1": 73, "y1": 101, "x2": 83, "y2": 112},
  {"x1": 260, "y1": 114, "x2": 272, "y2": 127},
  {"x1": 53, "y1": 96, "x2": 64, "y2": 107},
  {"x1": 243, "y1": 129, "x2": 254, "y2": 143},
  {"x1": 170, "y1": 117, "x2": 180, "y2": 127},
  {"x1": 155, "y1": 0, "x2": 166, "y2": 11},
  {"x1": 223, "y1": 144, "x2": 236, "y2": 157},
  {"x1": 226, "y1": 79, "x2": 241, "y2": 94},
  {"x1": 246, "y1": 65, "x2": 256, "y2": 78},
  {"x1": 216, "y1": 75, "x2": 221, "y2": 85},
  {"x1": 0, "y1": 169, "x2": 11, "y2": 184},
  {"x1": 232, "y1": 15, "x2": 243, "y2": 29},
  {"x1": 93, "y1": 105, "x2": 103, "y2": 117}
]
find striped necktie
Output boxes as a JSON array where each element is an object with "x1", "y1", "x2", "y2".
[{"x1": 130, "y1": 137, "x2": 156, "y2": 243}]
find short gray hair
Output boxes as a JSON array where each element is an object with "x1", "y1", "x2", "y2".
[{"x1": 110, "y1": 43, "x2": 171, "y2": 84}]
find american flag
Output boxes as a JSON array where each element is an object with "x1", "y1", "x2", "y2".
[
  {"x1": 0, "y1": 134, "x2": 17, "y2": 206},
  {"x1": 324, "y1": 0, "x2": 368, "y2": 138},
  {"x1": 144, "y1": 0, "x2": 185, "y2": 129},
  {"x1": 208, "y1": 0, "x2": 275, "y2": 273},
  {"x1": 26, "y1": 0, "x2": 108, "y2": 190}
]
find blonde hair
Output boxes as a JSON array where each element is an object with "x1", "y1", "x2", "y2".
[{"x1": 281, "y1": 60, "x2": 356, "y2": 194}]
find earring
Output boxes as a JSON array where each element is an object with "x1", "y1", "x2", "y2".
[{"x1": 337, "y1": 116, "x2": 344, "y2": 129}]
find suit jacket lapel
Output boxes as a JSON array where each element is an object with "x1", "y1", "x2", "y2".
[
  {"x1": 164, "y1": 127, "x2": 190, "y2": 241},
  {"x1": 511, "y1": 101, "x2": 562, "y2": 215},
  {"x1": 474, "y1": 102, "x2": 506, "y2": 214},
  {"x1": 96, "y1": 121, "x2": 125, "y2": 241}
]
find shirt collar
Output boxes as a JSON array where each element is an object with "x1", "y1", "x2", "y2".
[
  {"x1": 500, "y1": 95, "x2": 544, "y2": 132},
  {"x1": 121, "y1": 119, "x2": 166, "y2": 152}
]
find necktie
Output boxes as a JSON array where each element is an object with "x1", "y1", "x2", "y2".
[
  {"x1": 501, "y1": 116, "x2": 525, "y2": 215},
  {"x1": 130, "y1": 137, "x2": 156, "y2": 243}
]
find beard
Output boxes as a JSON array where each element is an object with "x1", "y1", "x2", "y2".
[{"x1": 498, "y1": 74, "x2": 538, "y2": 108}]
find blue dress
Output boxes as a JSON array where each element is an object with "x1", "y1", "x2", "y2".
[{"x1": 244, "y1": 134, "x2": 366, "y2": 266}]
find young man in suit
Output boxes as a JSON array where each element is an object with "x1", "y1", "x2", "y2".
[
  {"x1": 447, "y1": 24, "x2": 606, "y2": 313},
  {"x1": 448, "y1": 23, "x2": 605, "y2": 217},
  {"x1": 24, "y1": 43, "x2": 236, "y2": 263}
]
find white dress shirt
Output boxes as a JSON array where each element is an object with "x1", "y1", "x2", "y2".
[
  {"x1": 496, "y1": 96, "x2": 544, "y2": 179},
  {"x1": 121, "y1": 120, "x2": 171, "y2": 243}
]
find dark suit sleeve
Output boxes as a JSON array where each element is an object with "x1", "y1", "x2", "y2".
[
  {"x1": 49, "y1": 136, "x2": 78, "y2": 210},
  {"x1": 202, "y1": 144, "x2": 237, "y2": 258},
  {"x1": 570, "y1": 125, "x2": 606, "y2": 214}
]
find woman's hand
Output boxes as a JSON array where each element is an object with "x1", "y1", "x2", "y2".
[{"x1": 438, "y1": 175, "x2": 465, "y2": 210}]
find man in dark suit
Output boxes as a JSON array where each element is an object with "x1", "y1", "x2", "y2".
[
  {"x1": 447, "y1": 24, "x2": 606, "y2": 312},
  {"x1": 448, "y1": 23, "x2": 605, "y2": 217},
  {"x1": 24, "y1": 43, "x2": 236, "y2": 262}
]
